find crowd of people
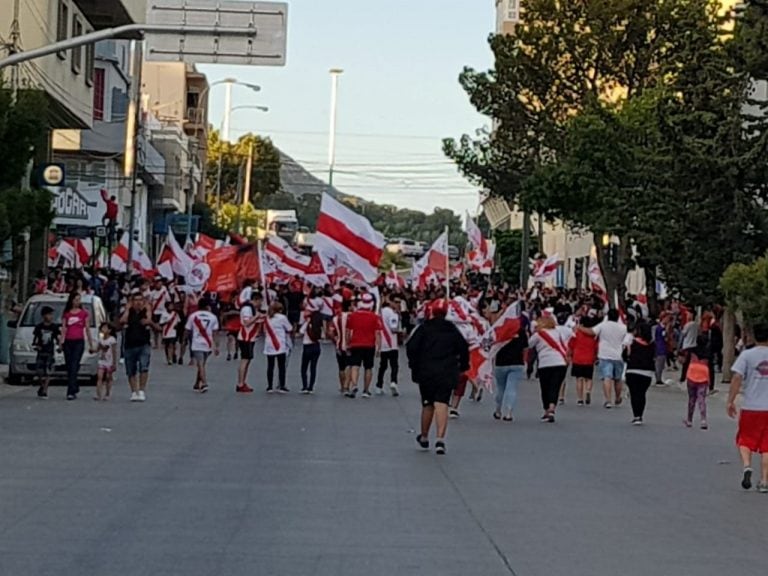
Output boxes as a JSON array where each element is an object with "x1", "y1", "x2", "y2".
[{"x1": 21, "y1": 267, "x2": 768, "y2": 493}]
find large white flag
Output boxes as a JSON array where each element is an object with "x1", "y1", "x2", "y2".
[
  {"x1": 314, "y1": 193, "x2": 385, "y2": 283},
  {"x1": 111, "y1": 232, "x2": 153, "y2": 274}
]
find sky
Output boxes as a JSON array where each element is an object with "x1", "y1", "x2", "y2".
[{"x1": 200, "y1": 0, "x2": 495, "y2": 216}]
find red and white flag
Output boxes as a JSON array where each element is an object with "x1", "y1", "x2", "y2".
[
  {"x1": 532, "y1": 253, "x2": 561, "y2": 282},
  {"x1": 467, "y1": 302, "x2": 522, "y2": 391},
  {"x1": 264, "y1": 236, "x2": 311, "y2": 278},
  {"x1": 385, "y1": 264, "x2": 405, "y2": 289},
  {"x1": 157, "y1": 232, "x2": 195, "y2": 279},
  {"x1": 314, "y1": 193, "x2": 385, "y2": 283},
  {"x1": 466, "y1": 213, "x2": 494, "y2": 274},
  {"x1": 305, "y1": 252, "x2": 330, "y2": 287},
  {"x1": 56, "y1": 238, "x2": 92, "y2": 269},
  {"x1": 111, "y1": 231, "x2": 153, "y2": 275},
  {"x1": 192, "y1": 233, "x2": 222, "y2": 259},
  {"x1": 411, "y1": 231, "x2": 448, "y2": 289},
  {"x1": 588, "y1": 254, "x2": 606, "y2": 295}
]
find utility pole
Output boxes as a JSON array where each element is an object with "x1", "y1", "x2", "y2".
[
  {"x1": 125, "y1": 40, "x2": 144, "y2": 274},
  {"x1": 8, "y1": 0, "x2": 21, "y2": 98},
  {"x1": 520, "y1": 209, "x2": 531, "y2": 288},
  {"x1": 243, "y1": 140, "x2": 254, "y2": 207},
  {"x1": 222, "y1": 81, "x2": 233, "y2": 142}
]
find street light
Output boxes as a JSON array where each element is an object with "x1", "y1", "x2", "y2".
[
  {"x1": 328, "y1": 68, "x2": 344, "y2": 192},
  {"x1": 230, "y1": 105, "x2": 270, "y2": 113}
]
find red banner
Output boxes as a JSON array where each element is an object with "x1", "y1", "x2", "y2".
[{"x1": 205, "y1": 244, "x2": 262, "y2": 294}]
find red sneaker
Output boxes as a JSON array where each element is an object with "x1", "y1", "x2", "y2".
[{"x1": 236, "y1": 384, "x2": 254, "y2": 393}]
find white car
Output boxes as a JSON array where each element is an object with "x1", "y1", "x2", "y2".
[
  {"x1": 386, "y1": 238, "x2": 422, "y2": 258},
  {"x1": 6, "y1": 294, "x2": 108, "y2": 385}
]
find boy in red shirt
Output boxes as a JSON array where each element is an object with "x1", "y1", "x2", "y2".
[{"x1": 346, "y1": 293, "x2": 382, "y2": 398}]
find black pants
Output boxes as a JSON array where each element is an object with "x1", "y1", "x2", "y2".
[
  {"x1": 680, "y1": 349, "x2": 692, "y2": 382},
  {"x1": 63, "y1": 339, "x2": 85, "y2": 397},
  {"x1": 301, "y1": 343, "x2": 321, "y2": 391},
  {"x1": 538, "y1": 366, "x2": 566, "y2": 410},
  {"x1": 626, "y1": 373, "x2": 652, "y2": 418},
  {"x1": 267, "y1": 353, "x2": 287, "y2": 390},
  {"x1": 377, "y1": 350, "x2": 399, "y2": 387}
]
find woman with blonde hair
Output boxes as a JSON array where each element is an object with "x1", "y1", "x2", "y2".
[{"x1": 528, "y1": 314, "x2": 571, "y2": 422}]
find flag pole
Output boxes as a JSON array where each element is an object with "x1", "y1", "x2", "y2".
[
  {"x1": 445, "y1": 225, "x2": 450, "y2": 299},
  {"x1": 258, "y1": 239, "x2": 269, "y2": 309}
]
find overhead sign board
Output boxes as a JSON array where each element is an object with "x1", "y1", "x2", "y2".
[
  {"x1": 145, "y1": 0, "x2": 288, "y2": 66},
  {"x1": 49, "y1": 185, "x2": 113, "y2": 228}
]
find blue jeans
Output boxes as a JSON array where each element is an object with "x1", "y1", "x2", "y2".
[
  {"x1": 63, "y1": 339, "x2": 85, "y2": 397},
  {"x1": 124, "y1": 345, "x2": 151, "y2": 378},
  {"x1": 494, "y1": 365, "x2": 524, "y2": 415}
]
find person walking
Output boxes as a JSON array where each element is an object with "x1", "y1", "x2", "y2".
[
  {"x1": 299, "y1": 298, "x2": 324, "y2": 394},
  {"x1": 60, "y1": 291, "x2": 95, "y2": 401},
  {"x1": 568, "y1": 314, "x2": 598, "y2": 406},
  {"x1": 120, "y1": 289, "x2": 157, "y2": 402},
  {"x1": 529, "y1": 315, "x2": 571, "y2": 422},
  {"x1": 32, "y1": 305, "x2": 60, "y2": 399},
  {"x1": 264, "y1": 301, "x2": 293, "y2": 393},
  {"x1": 653, "y1": 315, "x2": 669, "y2": 386},
  {"x1": 186, "y1": 297, "x2": 220, "y2": 393},
  {"x1": 579, "y1": 309, "x2": 628, "y2": 409},
  {"x1": 346, "y1": 293, "x2": 382, "y2": 399},
  {"x1": 332, "y1": 300, "x2": 352, "y2": 395},
  {"x1": 376, "y1": 295, "x2": 402, "y2": 397},
  {"x1": 236, "y1": 291, "x2": 264, "y2": 394},
  {"x1": 406, "y1": 299, "x2": 469, "y2": 455},
  {"x1": 624, "y1": 321, "x2": 656, "y2": 425},
  {"x1": 493, "y1": 321, "x2": 528, "y2": 421},
  {"x1": 728, "y1": 323, "x2": 768, "y2": 493},
  {"x1": 679, "y1": 314, "x2": 699, "y2": 383},
  {"x1": 684, "y1": 334, "x2": 711, "y2": 429}
]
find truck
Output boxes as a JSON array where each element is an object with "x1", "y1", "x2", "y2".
[
  {"x1": 254, "y1": 209, "x2": 299, "y2": 244},
  {"x1": 295, "y1": 227, "x2": 316, "y2": 255}
]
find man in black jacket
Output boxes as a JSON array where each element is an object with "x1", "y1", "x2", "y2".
[{"x1": 406, "y1": 299, "x2": 470, "y2": 455}]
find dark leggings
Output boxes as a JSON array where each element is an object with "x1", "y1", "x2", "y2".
[
  {"x1": 300, "y1": 344, "x2": 321, "y2": 391},
  {"x1": 538, "y1": 366, "x2": 567, "y2": 410},
  {"x1": 377, "y1": 350, "x2": 399, "y2": 387},
  {"x1": 626, "y1": 373, "x2": 652, "y2": 418},
  {"x1": 267, "y1": 354, "x2": 287, "y2": 389},
  {"x1": 63, "y1": 339, "x2": 85, "y2": 397}
]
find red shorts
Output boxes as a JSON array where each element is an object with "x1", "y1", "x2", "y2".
[{"x1": 736, "y1": 410, "x2": 768, "y2": 453}]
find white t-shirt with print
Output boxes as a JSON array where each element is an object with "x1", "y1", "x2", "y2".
[
  {"x1": 529, "y1": 327, "x2": 572, "y2": 368},
  {"x1": 185, "y1": 310, "x2": 219, "y2": 352},
  {"x1": 380, "y1": 307, "x2": 400, "y2": 352},
  {"x1": 732, "y1": 346, "x2": 768, "y2": 411},
  {"x1": 263, "y1": 313, "x2": 293, "y2": 355}
]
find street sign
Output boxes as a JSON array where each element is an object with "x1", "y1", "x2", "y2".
[
  {"x1": 145, "y1": 0, "x2": 288, "y2": 66},
  {"x1": 39, "y1": 163, "x2": 66, "y2": 187},
  {"x1": 167, "y1": 214, "x2": 200, "y2": 236}
]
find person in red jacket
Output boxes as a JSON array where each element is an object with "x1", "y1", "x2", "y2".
[
  {"x1": 569, "y1": 313, "x2": 599, "y2": 406},
  {"x1": 100, "y1": 189, "x2": 118, "y2": 228}
]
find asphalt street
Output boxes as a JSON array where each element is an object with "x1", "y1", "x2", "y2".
[{"x1": 0, "y1": 343, "x2": 765, "y2": 576}]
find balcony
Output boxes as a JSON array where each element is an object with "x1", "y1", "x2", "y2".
[{"x1": 73, "y1": 0, "x2": 146, "y2": 30}]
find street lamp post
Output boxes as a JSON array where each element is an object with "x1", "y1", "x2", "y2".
[{"x1": 328, "y1": 68, "x2": 343, "y2": 192}]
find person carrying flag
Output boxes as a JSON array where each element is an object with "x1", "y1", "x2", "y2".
[{"x1": 186, "y1": 297, "x2": 220, "y2": 394}]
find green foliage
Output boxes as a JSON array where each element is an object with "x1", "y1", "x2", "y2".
[
  {"x1": 446, "y1": 0, "x2": 768, "y2": 305},
  {"x1": 0, "y1": 86, "x2": 48, "y2": 189},
  {"x1": 206, "y1": 129, "x2": 281, "y2": 205},
  {"x1": 494, "y1": 228, "x2": 538, "y2": 285},
  {"x1": 721, "y1": 253, "x2": 768, "y2": 327},
  {"x1": 378, "y1": 250, "x2": 408, "y2": 273}
]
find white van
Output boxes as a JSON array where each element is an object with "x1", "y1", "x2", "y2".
[{"x1": 6, "y1": 294, "x2": 108, "y2": 385}]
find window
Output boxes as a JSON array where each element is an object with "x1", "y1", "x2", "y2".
[
  {"x1": 85, "y1": 42, "x2": 95, "y2": 86},
  {"x1": 71, "y1": 15, "x2": 83, "y2": 74},
  {"x1": 507, "y1": 0, "x2": 520, "y2": 22},
  {"x1": 56, "y1": 1, "x2": 68, "y2": 60},
  {"x1": 93, "y1": 68, "x2": 105, "y2": 121}
]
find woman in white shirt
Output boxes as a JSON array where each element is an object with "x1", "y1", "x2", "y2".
[
  {"x1": 264, "y1": 301, "x2": 294, "y2": 393},
  {"x1": 529, "y1": 315, "x2": 571, "y2": 423}
]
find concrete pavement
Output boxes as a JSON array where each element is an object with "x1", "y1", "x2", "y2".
[{"x1": 0, "y1": 344, "x2": 765, "y2": 576}]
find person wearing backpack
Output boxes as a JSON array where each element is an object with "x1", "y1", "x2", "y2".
[
  {"x1": 299, "y1": 297, "x2": 325, "y2": 394},
  {"x1": 684, "y1": 334, "x2": 712, "y2": 429}
]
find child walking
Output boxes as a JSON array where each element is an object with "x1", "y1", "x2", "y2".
[
  {"x1": 684, "y1": 334, "x2": 711, "y2": 429},
  {"x1": 95, "y1": 322, "x2": 118, "y2": 401},
  {"x1": 32, "y1": 306, "x2": 60, "y2": 399}
]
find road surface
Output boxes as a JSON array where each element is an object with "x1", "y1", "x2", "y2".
[{"x1": 0, "y1": 344, "x2": 764, "y2": 576}]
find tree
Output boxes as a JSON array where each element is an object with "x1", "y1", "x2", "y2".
[
  {"x1": 721, "y1": 253, "x2": 768, "y2": 328},
  {"x1": 206, "y1": 130, "x2": 281, "y2": 206},
  {"x1": 446, "y1": 0, "x2": 768, "y2": 306},
  {"x1": 493, "y1": 229, "x2": 538, "y2": 285}
]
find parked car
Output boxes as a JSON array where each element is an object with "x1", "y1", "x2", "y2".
[
  {"x1": 417, "y1": 241, "x2": 429, "y2": 257},
  {"x1": 448, "y1": 245, "x2": 460, "y2": 261},
  {"x1": 386, "y1": 238, "x2": 422, "y2": 258},
  {"x1": 6, "y1": 293, "x2": 108, "y2": 385}
]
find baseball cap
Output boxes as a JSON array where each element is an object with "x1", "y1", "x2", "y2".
[{"x1": 359, "y1": 293, "x2": 375, "y2": 310}]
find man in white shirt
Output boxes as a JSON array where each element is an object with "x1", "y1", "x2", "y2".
[
  {"x1": 728, "y1": 323, "x2": 768, "y2": 493},
  {"x1": 376, "y1": 296, "x2": 402, "y2": 397},
  {"x1": 580, "y1": 309, "x2": 628, "y2": 409},
  {"x1": 185, "y1": 297, "x2": 220, "y2": 393}
]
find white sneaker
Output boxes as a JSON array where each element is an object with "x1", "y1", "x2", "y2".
[
  {"x1": 137, "y1": 390, "x2": 146, "y2": 402},
  {"x1": 130, "y1": 391, "x2": 140, "y2": 402},
  {"x1": 390, "y1": 383, "x2": 400, "y2": 397},
  {"x1": 375, "y1": 387, "x2": 385, "y2": 396}
]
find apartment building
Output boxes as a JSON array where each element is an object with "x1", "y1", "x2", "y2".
[
  {"x1": 1, "y1": 0, "x2": 146, "y2": 128},
  {"x1": 142, "y1": 61, "x2": 209, "y2": 203}
]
